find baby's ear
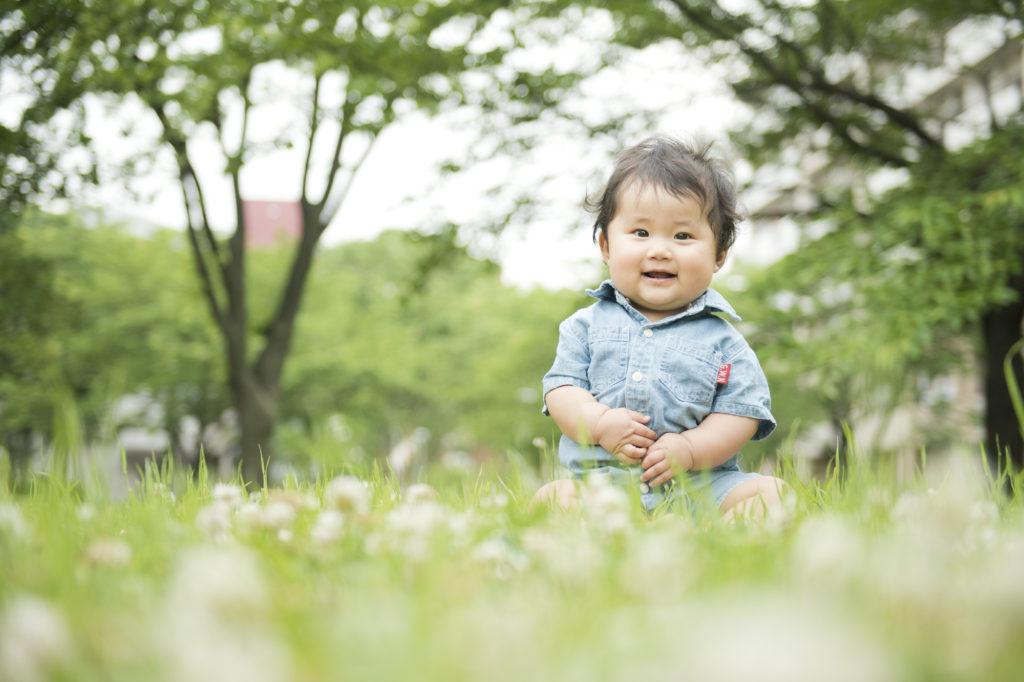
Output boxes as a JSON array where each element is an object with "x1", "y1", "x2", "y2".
[
  {"x1": 714, "y1": 248, "x2": 728, "y2": 272},
  {"x1": 598, "y1": 231, "x2": 610, "y2": 262}
]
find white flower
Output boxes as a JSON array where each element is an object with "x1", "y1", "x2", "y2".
[
  {"x1": 310, "y1": 510, "x2": 345, "y2": 545},
  {"x1": 75, "y1": 504, "x2": 96, "y2": 522},
  {"x1": 480, "y1": 491, "x2": 509, "y2": 510},
  {"x1": 169, "y1": 546, "x2": 266, "y2": 617},
  {"x1": 405, "y1": 483, "x2": 437, "y2": 504},
  {"x1": 790, "y1": 514, "x2": 864, "y2": 585},
  {"x1": 324, "y1": 475, "x2": 371, "y2": 515},
  {"x1": 234, "y1": 502, "x2": 263, "y2": 532},
  {"x1": 471, "y1": 536, "x2": 529, "y2": 579},
  {"x1": 371, "y1": 499, "x2": 450, "y2": 562},
  {"x1": 260, "y1": 501, "x2": 296, "y2": 531},
  {"x1": 440, "y1": 450, "x2": 474, "y2": 472},
  {"x1": 676, "y1": 592, "x2": 897, "y2": 682},
  {"x1": 0, "y1": 502, "x2": 29, "y2": 540},
  {"x1": 0, "y1": 595, "x2": 73, "y2": 682},
  {"x1": 160, "y1": 547, "x2": 290, "y2": 682},
  {"x1": 211, "y1": 483, "x2": 244, "y2": 508},
  {"x1": 84, "y1": 538, "x2": 132, "y2": 568},
  {"x1": 195, "y1": 502, "x2": 233, "y2": 540}
]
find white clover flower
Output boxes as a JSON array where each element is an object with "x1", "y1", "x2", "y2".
[
  {"x1": 160, "y1": 547, "x2": 290, "y2": 682},
  {"x1": 439, "y1": 450, "x2": 474, "y2": 472},
  {"x1": 84, "y1": 538, "x2": 132, "y2": 568},
  {"x1": 676, "y1": 592, "x2": 898, "y2": 682},
  {"x1": 235, "y1": 502, "x2": 263, "y2": 533},
  {"x1": 0, "y1": 595, "x2": 73, "y2": 682},
  {"x1": 169, "y1": 546, "x2": 266, "y2": 617},
  {"x1": 522, "y1": 525, "x2": 604, "y2": 583},
  {"x1": 195, "y1": 502, "x2": 234, "y2": 540},
  {"x1": 480, "y1": 491, "x2": 509, "y2": 510},
  {"x1": 260, "y1": 500, "x2": 296, "y2": 531},
  {"x1": 0, "y1": 502, "x2": 29, "y2": 540},
  {"x1": 211, "y1": 483, "x2": 244, "y2": 508},
  {"x1": 373, "y1": 499, "x2": 450, "y2": 562},
  {"x1": 471, "y1": 536, "x2": 529, "y2": 579},
  {"x1": 324, "y1": 475, "x2": 371, "y2": 516},
  {"x1": 621, "y1": 530, "x2": 691, "y2": 599},
  {"x1": 405, "y1": 483, "x2": 438, "y2": 504},
  {"x1": 791, "y1": 514, "x2": 864, "y2": 585},
  {"x1": 276, "y1": 528, "x2": 293, "y2": 543},
  {"x1": 310, "y1": 510, "x2": 345, "y2": 545}
]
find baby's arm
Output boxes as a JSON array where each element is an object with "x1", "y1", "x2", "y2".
[
  {"x1": 639, "y1": 413, "x2": 758, "y2": 486},
  {"x1": 545, "y1": 386, "x2": 658, "y2": 465}
]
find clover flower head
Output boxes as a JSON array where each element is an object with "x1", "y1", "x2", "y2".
[
  {"x1": 0, "y1": 595, "x2": 73, "y2": 682},
  {"x1": 325, "y1": 476, "x2": 371, "y2": 515},
  {"x1": 85, "y1": 538, "x2": 133, "y2": 568},
  {"x1": 212, "y1": 483, "x2": 244, "y2": 508},
  {"x1": 0, "y1": 502, "x2": 29, "y2": 540},
  {"x1": 310, "y1": 510, "x2": 345, "y2": 545}
]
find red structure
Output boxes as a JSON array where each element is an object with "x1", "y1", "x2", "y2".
[{"x1": 242, "y1": 200, "x2": 302, "y2": 249}]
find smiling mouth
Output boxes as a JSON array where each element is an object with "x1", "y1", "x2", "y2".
[{"x1": 643, "y1": 271, "x2": 676, "y2": 279}]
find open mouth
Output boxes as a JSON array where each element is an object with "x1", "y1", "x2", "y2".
[{"x1": 643, "y1": 271, "x2": 676, "y2": 280}]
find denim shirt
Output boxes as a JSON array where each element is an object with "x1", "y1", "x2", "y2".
[{"x1": 542, "y1": 280, "x2": 775, "y2": 476}]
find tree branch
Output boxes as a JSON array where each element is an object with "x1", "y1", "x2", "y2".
[
  {"x1": 301, "y1": 72, "x2": 323, "y2": 204},
  {"x1": 315, "y1": 97, "x2": 357, "y2": 218},
  {"x1": 668, "y1": 0, "x2": 939, "y2": 164},
  {"x1": 319, "y1": 130, "x2": 379, "y2": 228}
]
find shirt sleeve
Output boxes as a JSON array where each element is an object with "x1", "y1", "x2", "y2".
[
  {"x1": 711, "y1": 341, "x2": 776, "y2": 440},
  {"x1": 540, "y1": 314, "x2": 591, "y2": 415}
]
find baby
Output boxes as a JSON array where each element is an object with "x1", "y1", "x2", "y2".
[{"x1": 536, "y1": 136, "x2": 785, "y2": 519}]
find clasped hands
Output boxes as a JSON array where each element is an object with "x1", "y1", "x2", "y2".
[{"x1": 593, "y1": 407, "x2": 695, "y2": 488}]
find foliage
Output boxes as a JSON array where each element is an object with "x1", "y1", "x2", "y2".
[
  {"x1": 0, "y1": 212, "x2": 226, "y2": 472},
  {"x1": 0, "y1": 212, "x2": 581, "y2": 474},
  {"x1": 2, "y1": 452, "x2": 1024, "y2": 680}
]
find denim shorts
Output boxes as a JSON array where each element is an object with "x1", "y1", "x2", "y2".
[{"x1": 576, "y1": 465, "x2": 761, "y2": 515}]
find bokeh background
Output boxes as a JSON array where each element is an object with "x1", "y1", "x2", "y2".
[{"x1": 2, "y1": 0, "x2": 1023, "y2": 491}]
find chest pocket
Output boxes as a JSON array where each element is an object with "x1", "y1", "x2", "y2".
[
  {"x1": 658, "y1": 341, "x2": 722, "y2": 406},
  {"x1": 587, "y1": 326, "x2": 629, "y2": 393}
]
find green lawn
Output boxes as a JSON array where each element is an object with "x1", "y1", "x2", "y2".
[{"x1": 1, "y1": 453, "x2": 1022, "y2": 682}]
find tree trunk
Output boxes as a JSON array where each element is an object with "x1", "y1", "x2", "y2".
[
  {"x1": 980, "y1": 270, "x2": 1024, "y2": 476},
  {"x1": 237, "y1": 377, "x2": 277, "y2": 486}
]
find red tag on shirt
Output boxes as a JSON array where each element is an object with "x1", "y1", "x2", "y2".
[{"x1": 716, "y1": 363, "x2": 731, "y2": 385}]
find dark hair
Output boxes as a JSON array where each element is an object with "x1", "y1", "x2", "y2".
[{"x1": 586, "y1": 136, "x2": 741, "y2": 256}]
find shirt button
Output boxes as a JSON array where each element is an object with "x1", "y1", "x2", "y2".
[
  {"x1": 643, "y1": 329, "x2": 653, "y2": 337},
  {"x1": 631, "y1": 371, "x2": 643, "y2": 382},
  {"x1": 639, "y1": 483, "x2": 650, "y2": 494}
]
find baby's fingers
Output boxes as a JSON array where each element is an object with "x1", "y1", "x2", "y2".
[
  {"x1": 615, "y1": 444, "x2": 646, "y2": 463},
  {"x1": 629, "y1": 434, "x2": 655, "y2": 449}
]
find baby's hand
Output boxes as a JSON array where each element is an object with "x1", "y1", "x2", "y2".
[
  {"x1": 640, "y1": 433, "x2": 696, "y2": 486},
  {"x1": 594, "y1": 408, "x2": 657, "y2": 465}
]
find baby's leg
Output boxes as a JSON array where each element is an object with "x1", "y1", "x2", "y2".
[
  {"x1": 719, "y1": 475, "x2": 788, "y2": 523},
  {"x1": 530, "y1": 479, "x2": 579, "y2": 511}
]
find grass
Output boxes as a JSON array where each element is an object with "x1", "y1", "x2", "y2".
[{"x1": 1, "y1": 449, "x2": 1023, "y2": 682}]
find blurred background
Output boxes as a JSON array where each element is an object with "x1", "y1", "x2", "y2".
[{"x1": 1, "y1": 1, "x2": 1022, "y2": 492}]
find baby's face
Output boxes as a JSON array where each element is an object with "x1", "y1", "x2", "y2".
[{"x1": 599, "y1": 182, "x2": 725, "y2": 322}]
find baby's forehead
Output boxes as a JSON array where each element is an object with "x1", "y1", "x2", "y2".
[{"x1": 615, "y1": 176, "x2": 709, "y2": 213}]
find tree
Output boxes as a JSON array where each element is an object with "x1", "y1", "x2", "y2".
[
  {"x1": 2, "y1": 0, "x2": 520, "y2": 482},
  {"x1": 0, "y1": 211, "x2": 228, "y2": 483},
  {"x1": 553, "y1": 0, "x2": 1024, "y2": 469}
]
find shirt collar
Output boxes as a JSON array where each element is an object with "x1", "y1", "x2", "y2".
[{"x1": 586, "y1": 279, "x2": 741, "y2": 322}]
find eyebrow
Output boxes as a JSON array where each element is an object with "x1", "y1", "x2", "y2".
[{"x1": 629, "y1": 216, "x2": 700, "y2": 227}]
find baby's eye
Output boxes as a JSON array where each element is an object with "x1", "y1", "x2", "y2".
[
  {"x1": 632, "y1": 228, "x2": 649, "y2": 238},
  {"x1": 675, "y1": 232, "x2": 693, "y2": 240}
]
